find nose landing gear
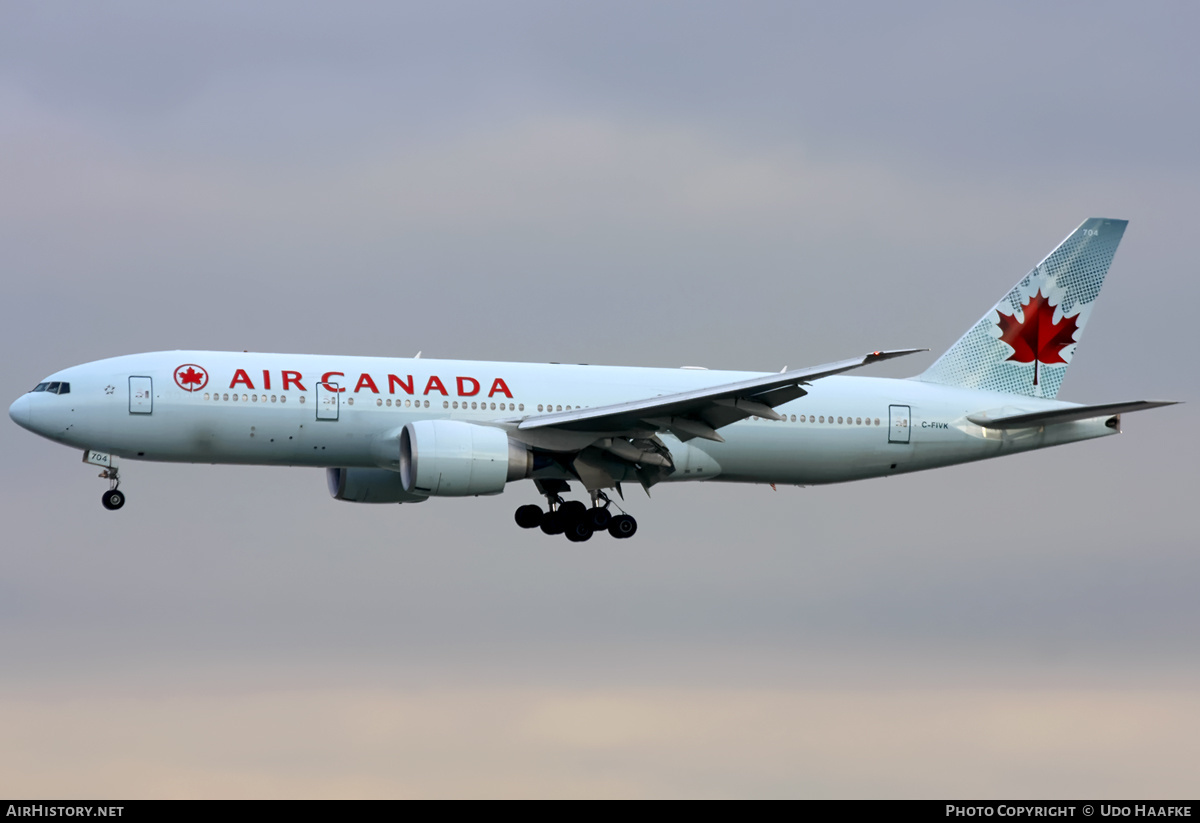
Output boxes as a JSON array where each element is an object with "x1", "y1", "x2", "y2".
[{"x1": 98, "y1": 465, "x2": 125, "y2": 510}]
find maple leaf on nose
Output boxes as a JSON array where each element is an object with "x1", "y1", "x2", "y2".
[
  {"x1": 178, "y1": 368, "x2": 203, "y2": 386},
  {"x1": 996, "y1": 289, "x2": 1080, "y2": 385}
]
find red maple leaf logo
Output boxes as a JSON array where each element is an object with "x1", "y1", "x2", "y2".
[
  {"x1": 174, "y1": 364, "x2": 208, "y2": 391},
  {"x1": 996, "y1": 289, "x2": 1080, "y2": 386}
]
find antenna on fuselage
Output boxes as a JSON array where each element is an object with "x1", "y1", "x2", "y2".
[{"x1": 414, "y1": 351, "x2": 422, "y2": 359}]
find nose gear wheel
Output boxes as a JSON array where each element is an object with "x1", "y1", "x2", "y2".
[{"x1": 97, "y1": 465, "x2": 125, "y2": 511}]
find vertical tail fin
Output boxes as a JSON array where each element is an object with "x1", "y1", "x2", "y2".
[{"x1": 916, "y1": 217, "x2": 1127, "y2": 399}]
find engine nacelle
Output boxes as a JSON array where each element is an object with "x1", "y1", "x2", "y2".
[
  {"x1": 327, "y1": 467, "x2": 430, "y2": 504},
  {"x1": 400, "y1": 420, "x2": 531, "y2": 496}
]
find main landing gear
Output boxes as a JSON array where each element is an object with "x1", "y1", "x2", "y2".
[
  {"x1": 99, "y1": 465, "x2": 125, "y2": 511},
  {"x1": 514, "y1": 489, "x2": 638, "y2": 542}
]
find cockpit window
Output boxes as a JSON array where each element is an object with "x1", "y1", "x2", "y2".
[
  {"x1": 47, "y1": 382, "x2": 61, "y2": 393},
  {"x1": 28, "y1": 382, "x2": 69, "y2": 394},
  {"x1": 57, "y1": 382, "x2": 69, "y2": 394},
  {"x1": 31, "y1": 383, "x2": 48, "y2": 392}
]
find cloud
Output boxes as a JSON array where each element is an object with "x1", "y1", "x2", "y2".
[
  {"x1": 3, "y1": 683, "x2": 1198, "y2": 797},
  {"x1": 5, "y1": 96, "x2": 1164, "y2": 255}
]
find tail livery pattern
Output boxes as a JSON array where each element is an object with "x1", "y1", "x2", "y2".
[{"x1": 917, "y1": 218, "x2": 1128, "y2": 399}]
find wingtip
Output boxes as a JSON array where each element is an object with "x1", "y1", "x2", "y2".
[{"x1": 866, "y1": 347, "x2": 929, "y2": 362}]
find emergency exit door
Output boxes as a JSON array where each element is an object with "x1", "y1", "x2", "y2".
[
  {"x1": 888, "y1": 404, "x2": 911, "y2": 444},
  {"x1": 129, "y1": 376, "x2": 153, "y2": 414},
  {"x1": 316, "y1": 382, "x2": 340, "y2": 421}
]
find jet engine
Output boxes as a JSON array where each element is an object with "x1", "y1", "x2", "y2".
[
  {"x1": 326, "y1": 467, "x2": 430, "y2": 504},
  {"x1": 399, "y1": 420, "x2": 531, "y2": 496}
]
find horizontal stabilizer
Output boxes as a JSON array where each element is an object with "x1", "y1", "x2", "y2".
[{"x1": 968, "y1": 400, "x2": 1178, "y2": 430}]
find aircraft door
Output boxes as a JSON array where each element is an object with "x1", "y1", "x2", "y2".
[
  {"x1": 129, "y1": 376, "x2": 153, "y2": 414},
  {"x1": 888, "y1": 404, "x2": 911, "y2": 444},
  {"x1": 316, "y1": 382, "x2": 340, "y2": 421}
]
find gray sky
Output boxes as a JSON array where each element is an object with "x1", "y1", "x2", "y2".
[{"x1": 2, "y1": 1, "x2": 1197, "y2": 798}]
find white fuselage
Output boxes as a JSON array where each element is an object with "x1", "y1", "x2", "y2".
[{"x1": 10, "y1": 350, "x2": 1116, "y2": 488}]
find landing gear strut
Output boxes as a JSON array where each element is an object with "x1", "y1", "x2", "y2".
[
  {"x1": 589, "y1": 490, "x2": 637, "y2": 539},
  {"x1": 512, "y1": 486, "x2": 638, "y2": 541},
  {"x1": 587, "y1": 490, "x2": 612, "y2": 531},
  {"x1": 99, "y1": 465, "x2": 125, "y2": 511}
]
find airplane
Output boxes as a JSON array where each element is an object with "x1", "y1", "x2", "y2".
[{"x1": 8, "y1": 218, "x2": 1177, "y2": 542}]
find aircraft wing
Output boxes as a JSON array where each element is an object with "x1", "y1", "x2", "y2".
[
  {"x1": 517, "y1": 348, "x2": 925, "y2": 442},
  {"x1": 967, "y1": 400, "x2": 1179, "y2": 430}
]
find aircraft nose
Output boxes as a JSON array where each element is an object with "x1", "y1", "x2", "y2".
[{"x1": 9, "y1": 394, "x2": 32, "y2": 430}]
